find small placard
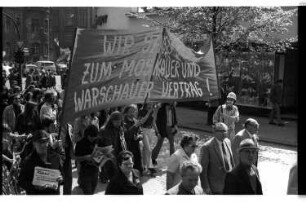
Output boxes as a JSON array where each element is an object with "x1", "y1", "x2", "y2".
[{"x1": 32, "y1": 166, "x2": 61, "y2": 189}]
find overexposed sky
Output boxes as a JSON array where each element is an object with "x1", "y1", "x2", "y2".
[{"x1": 0, "y1": 0, "x2": 304, "y2": 7}]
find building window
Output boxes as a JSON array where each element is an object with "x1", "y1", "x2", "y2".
[
  {"x1": 44, "y1": 44, "x2": 48, "y2": 56},
  {"x1": 64, "y1": 9, "x2": 75, "y2": 26},
  {"x1": 31, "y1": 43, "x2": 40, "y2": 55},
  {"x1": 44, "y1": 19, "x2": 49, "y2": 34},
  {"x1": 79, "y1": 9, "x2": 87, "y2": 27},
  {"x1": 31, "y1": 18, "x2": 40, "y2": 32}
]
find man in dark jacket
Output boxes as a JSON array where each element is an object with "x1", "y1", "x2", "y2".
[
  {"x1": 18, "y1": 130, "x2": 63, "y2": 195},
  {"x1": 223, "y1": 138, "x2": 263, "y2": 195},
  {"x1": 152, "y1": 102, "x2": 178, "y2": 166},
  {"x1": 269, "y1": 79, "x2": 284, "y2": 126},
  {"x1": 105, "y1": 150, "x2": 143, "y2": 195}
]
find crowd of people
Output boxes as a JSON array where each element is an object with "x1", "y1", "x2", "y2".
[{"x1": 2, "y1": 66, "x2": 296, "y2": 195}]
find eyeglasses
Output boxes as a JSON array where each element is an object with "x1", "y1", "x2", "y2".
[
  {"x1": 189, "y1": 144, "x2": 198, "y2": 148},
  {"x1": 122, "y1": 162, "x2": 134, "y2": 166}
]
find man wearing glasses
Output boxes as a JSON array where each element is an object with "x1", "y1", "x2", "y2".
[
  {"x1": 166, "y1": 133, "x2": 200, "y2": 190},
  {"x1": 223, "y1": 138, "x2": 262, "y2": 194},
  {"x1": 232, "y1": 118, "x2": 260, "y2": 166},
  {"x1": 199, "y1": 122, "x2": 235, "y2": 194},
  {"x1": 105, "y1": 150, "x2": 143, "y2": 195}
]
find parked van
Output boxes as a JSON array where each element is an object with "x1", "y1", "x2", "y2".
[{"x1": 36, "y1": 61, "x2": 56, "y2": 72}]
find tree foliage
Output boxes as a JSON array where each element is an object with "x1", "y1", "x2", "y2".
[{"x1": 147, "y1": 7, "x2": 297, "y2": 53}]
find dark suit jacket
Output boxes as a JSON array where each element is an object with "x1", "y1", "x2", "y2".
[
  {"x1": 199, "y1": 137, "x2": 234, "y2": 194},
  {"x1": 223, "y1": 164, "x2": 263, "y2": 195},
  {"x1": 105, "y1": 169, "x2": 143, "y2": 195}
]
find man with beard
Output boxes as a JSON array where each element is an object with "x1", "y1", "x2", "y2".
[{"x1": 213, "y1": 92, "x2": 239, "y2": 141}]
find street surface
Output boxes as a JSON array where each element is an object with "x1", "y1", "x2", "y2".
[{"x1": 67, "y1": 128, "x2": 297, "y2": 195}]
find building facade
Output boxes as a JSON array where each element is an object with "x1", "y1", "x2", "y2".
[{"x1": 2, "y1": 7, "x2": 95, "y2": 63}]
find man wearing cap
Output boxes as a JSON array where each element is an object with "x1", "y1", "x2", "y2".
[
  {"x1": 18, "y1": 130, "x2": 63, "y2": 195},
  {"x1": 199, "y1": 122, "x2": 235, "y2": 194},
  {"x1": 232, "y1": 118, "x2": 260, "y2": 166},
  {"x1": 213, "y1": 92, "x2": 239, "y2": 141},
  {"x1": 223, "y1": 139, "x2": 263, "y2": 195}
]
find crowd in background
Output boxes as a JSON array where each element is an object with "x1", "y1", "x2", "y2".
[{"x1": 1, "y1": 65, "x2": 297, "y2": 195}]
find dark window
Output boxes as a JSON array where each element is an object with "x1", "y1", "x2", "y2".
[{"x1": 31, "y1": 19, "x2": 40, "y2": 32}]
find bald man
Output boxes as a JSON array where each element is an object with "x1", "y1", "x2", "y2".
[
  {"x1": 232, "y1": 118, "x2": 260, "y2": 166},
  {"x1": 199, "y1": 122, "x2": 235, "y2": 194}
]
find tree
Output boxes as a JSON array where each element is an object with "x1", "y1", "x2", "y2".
[{"x1": 147, "y1": 7, "x2": 297, "y2": 53}]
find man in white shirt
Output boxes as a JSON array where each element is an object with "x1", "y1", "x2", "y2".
[
  {"x1": 166, "y1": 133, "x2": 201, "y2": 190},
  {"x1": 213, "y1": 92, "x2": 239, "y2": 141},
  {"x1": 40, "y1": 90, "x2": 58, "y2": 125}
]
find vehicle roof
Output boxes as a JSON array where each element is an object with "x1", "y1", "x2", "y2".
[{"x1": 36, "y1": 61, "x2": 55, "y2": 63}]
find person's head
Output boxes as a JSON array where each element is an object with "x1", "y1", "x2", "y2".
[
  {"x1": 12, "y1": 93, "x2": 21, "y2": 106},
  {"x1": 44, "y1": 90, "x2": 56, "y2": 104},
  {"x1": 24, "y1": 91, "x2": 33, "y2": 102},
  {"x1": 226, "y1": 92, "x2": 236, "y2": 106},
  {"x1": 41, "y1": 118, "x2": 55, "y2": 132},
  {"x1": 244, "y1": 118, "x2": 259, "y2": 135},
  {"x1": 123, "y1": 104, "x2": 138, "y2": 119},
  {"x1": 84, "y1": 124, "x2": 99, "y2": 142},
  {"x1": 117, "y1": 150, "x2": 134, "y2": 176},
  {"x1": 213, "y1": 122, "x2": 228, "y2": 141},
  {"x1": 32, "y1": 88, "x2": 43, "y2": 102},
  {"x1": 32, "y1": 130, "x2": 50, "y2": 155},
  {"x1": 180, "y1": 133, "x2": 199, "y2": 157},
  {"x1": 106, "y1": 111, "x2": 123, "y2": 129},
  {"x1": 238, "y1": 139, "x2": 259, "y2": 167},
  {"x1": 180, "y1": 161, "x2": 202, "y2": 192}
]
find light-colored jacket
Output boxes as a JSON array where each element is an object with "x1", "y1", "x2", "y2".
[
  {"x1": 213, "y1": 104, "x2": 239, "y2": 130},
  {"x1": 2, "y1": 104, "x2": 24, "y2": 132},
  {"x1": 199, "y1": 137, "x2": 234, "y2": 194}
]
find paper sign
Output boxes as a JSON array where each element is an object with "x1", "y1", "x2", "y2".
[
  {"x1": 32, "y1": 166, "x2": 61, "y2": 189},
  {"x1": 91, "y1": 145, "x2": 113, "y2": 164}
]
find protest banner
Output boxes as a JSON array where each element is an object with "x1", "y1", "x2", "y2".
[
  {"x1": 62, "y1": 28, "x2": 163, "y2": 123},
  {"x1": 32, "y1": 166, "x2": 61, "y2": 189},
  {"x1": 148, "y1": 29, "x2": 219, "y2": 102},
  {"x1": 62, "y1": 28, "x2": 218, "y2": 123}
]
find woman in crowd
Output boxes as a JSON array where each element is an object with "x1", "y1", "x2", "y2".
[
  {"x1": 105, "y1": 150, "x2": 143, "y2": 195},
  {"x1": 122, "y1": 104, "x2": 145, "y2": 174},
  {"x1": 138, "y1": 103, "x2": 158, "y2": 175}
]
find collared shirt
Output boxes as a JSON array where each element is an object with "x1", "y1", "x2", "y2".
[
  {"x1": 167, "y1": 148, "x2": 200, "y2": 189},
  {"x1": 40, "y1": 102, "x2": 57, "y2": 123},
  {"x1": 166, "y1": 183, "x2": 204, "y2": 195},
  {"x1": 213, "y1": 104, "x2": 239, "y2": 129}
]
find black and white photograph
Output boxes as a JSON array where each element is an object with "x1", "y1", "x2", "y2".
[{"x1": 1, "y1": 1, "x2": 303, "y2": 198}]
